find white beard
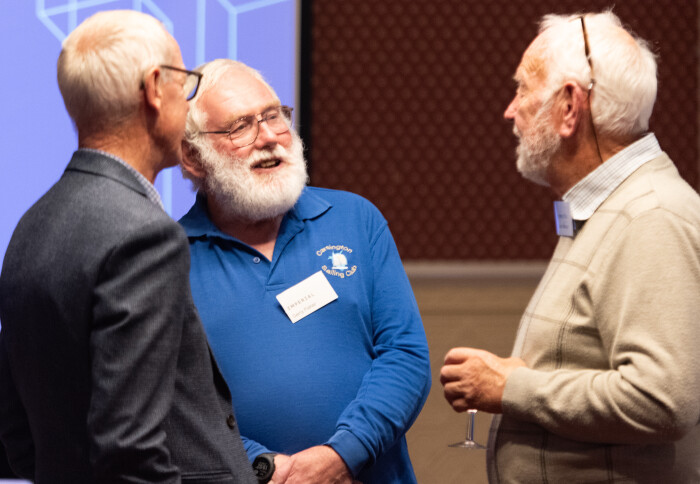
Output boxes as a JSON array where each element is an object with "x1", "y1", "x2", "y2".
[
  {"x1": 198, "y1": 130, "x2": 308, "y2": 221},
  {"x1": 514, "y1": 97, "x2": 561, "y2": 187}
]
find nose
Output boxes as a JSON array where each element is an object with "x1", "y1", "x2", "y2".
[
  {"x1": 504, "y1": 96, "x2": 518, "y2": 120},
  {"x1": 254, "y1": 119, "x2": 278, "y2": 148}
]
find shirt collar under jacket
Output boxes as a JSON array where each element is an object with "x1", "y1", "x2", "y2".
[
  {"x1": 78, "y1": 147, "x2": 164, "y2": 209},
  {"x1": 179, "y1": 187, "x2": 331, "y2": 240},
  {"x1": 562, "y1": 133, "x2": 663, "y2": 221}
]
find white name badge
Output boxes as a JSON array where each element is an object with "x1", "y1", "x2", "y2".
[
  {"x1": 276, "y1": 271, "x2": 338, "y2": 323},
  {"x1": 554, "y1": 201, "x2": 574, "y2": 237}
]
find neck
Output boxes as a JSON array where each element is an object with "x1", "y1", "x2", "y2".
[
  {"x1": 548, "y1": 131, "x2": 636, "y2": 198},
  {"x1": 77, "y1": 114, "x2": 168, "y2": 185},
  {"x1": 206, "y1": 195, "x2": 284, "y2": 261}
]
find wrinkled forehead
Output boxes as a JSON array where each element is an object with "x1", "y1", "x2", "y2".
[
  {"x1": 515, "y1": 34, "x2": 548, "y2": 86},
  {"x1": 198, "y1": 70, "x2": 279, "y2": 125}
]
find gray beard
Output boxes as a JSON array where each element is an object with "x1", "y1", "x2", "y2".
[
  {"x1": 514, "y1": 100, "x2": 561, "y2": 187},
  {"x1": 199, "y1": 131, "x2": 309, "y2": 222}
]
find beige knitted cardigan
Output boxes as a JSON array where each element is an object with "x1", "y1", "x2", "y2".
[{"x1": 488, "y1": 154, "x2": 700, "y2": 483}]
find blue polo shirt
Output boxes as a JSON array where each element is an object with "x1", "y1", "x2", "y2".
[{"x1": 179, "y1": 187, "x2": 430, "y2": 484}]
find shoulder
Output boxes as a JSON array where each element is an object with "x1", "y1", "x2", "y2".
[
  {"x1": 606, "y1": 154, "x2": 700, "y2": 228},
  {"x1": 17, "y1": 169, "x2": 182, "y2": 260},
  {"x1": 304, "y1": 186, "x2": 386, "y2": 220},
  {"x1": 589, "y1": 156, "x2": 700, "y2": 270},
  {"x1": 301, "y1": 187, "x2": 393, "y2": 250}
]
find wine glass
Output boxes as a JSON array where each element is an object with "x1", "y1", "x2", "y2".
[{"x1": 448, "y1": 409, "x2": 486, "y2": 449}]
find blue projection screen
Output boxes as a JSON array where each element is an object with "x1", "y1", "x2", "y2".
[{"x1": 0, "y1": 0, "x2": 298, "y2": 330}]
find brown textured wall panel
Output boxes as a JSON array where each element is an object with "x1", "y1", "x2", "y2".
[{"x1": 308, "y1": 0, "x2": 698, "y2": 260}]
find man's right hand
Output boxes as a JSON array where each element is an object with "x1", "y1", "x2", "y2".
[
  {"x1": 440, "y1": 347, "x2": 526, "y2": 414},
  {"x1": 270, "y1": 446, "x2": 360, "y2": 484}
]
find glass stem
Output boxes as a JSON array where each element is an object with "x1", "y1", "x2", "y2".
[{"x1": 467, "y1": 409, "x2": 477, "y2": 441}]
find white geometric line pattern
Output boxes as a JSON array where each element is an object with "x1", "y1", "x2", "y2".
[
  {"x1": 195, "y1": 0, "x2": 291, "y2": 64},
  {"x1": 35, "y1": 0, "x2": 292, "y2": 215},
  {"x1": 36, "y1": 0, "x2": 174, "y2": 42}
]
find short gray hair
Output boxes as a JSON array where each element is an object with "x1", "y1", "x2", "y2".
[
  {"x1": 57, "y1": 10, "x2": 174, "y2": 132},
  {"x1": 535, "y1": 11, "x2": 657, "y2": 139}
]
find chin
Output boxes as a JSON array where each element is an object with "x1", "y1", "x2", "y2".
[
  {"x1": 516, "y1": 148, "x2": 552, "y2": 187},
  {"x1": 517, "y1": 161, "x2": 549, "y2": 187}
]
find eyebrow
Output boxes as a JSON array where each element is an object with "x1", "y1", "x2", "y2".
[
  {"x1": 225, "y1": 103, "x2": 281, "y2": 126},
  {"x1": 513, "y1": 68, "x2": 527, "y2": 88}
]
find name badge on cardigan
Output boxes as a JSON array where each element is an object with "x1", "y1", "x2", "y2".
[
  {"x1": 276, "y1": 271, "x2": 338, "y2": 323},
  {"x1": 554, "y1": 201, "x2": 575, "y2": 237}
]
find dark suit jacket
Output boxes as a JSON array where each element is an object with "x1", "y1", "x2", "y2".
[{"x1": 0, "y1": 151, "x2": 255, "y2": 483}]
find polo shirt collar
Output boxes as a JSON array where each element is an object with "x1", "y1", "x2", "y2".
[
  {"x1": 287, "y1": 187, "x2": 332, "y2": 222},
  {"x1": 179, "y1": 187, "x2": 331, "y2": 240}
]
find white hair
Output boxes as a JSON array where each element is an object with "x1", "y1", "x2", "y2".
[
  {"x1": 535, "y1": 11, "x2": 657, "y2": 138},
  {"x1": 182, "y1": 59, "x2": 279, "y2": 188},
  {"x1": 57, "y1": 10, "x2": 174, "y2": 132}
]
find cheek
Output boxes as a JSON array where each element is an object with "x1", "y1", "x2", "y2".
[
  {"x1": 515, "y1": 103, "x2": 538, "y2": 131},
  {"x1": 233, "y1": 144, "x2": 255, "y2": 159},
  {"x1": 211, "y1": 136, "x2": 235, "y2": 155},
  {"x1": 278, "y1": 132, "x2": 293, "y2": 149}
]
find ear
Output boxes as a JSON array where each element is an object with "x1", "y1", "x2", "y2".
[
  {"x1": 142, "y1": 66, "x2": 164, "y2": 111},
  {"x1": 556, "y1": 82, "x2": 587, "y2": 139},
  {"x1": 181, "y1": 140, "x2": 208, "y2": 179}
]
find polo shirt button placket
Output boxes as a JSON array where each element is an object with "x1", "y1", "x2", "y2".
[{"x1": 253, "y1": 256, "x2": 261, "y2": 264}]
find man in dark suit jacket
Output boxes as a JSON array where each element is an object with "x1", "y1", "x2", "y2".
[{"x1": 0, "y1": 10, "x2": 255, "y2": 483}]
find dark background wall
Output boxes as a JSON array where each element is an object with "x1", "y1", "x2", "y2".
[
  {"x1": 1, "y1": 1, "x2": 696, "y2": 479},
  {"x1": 302, "y1": 0, "x2": 698, "y2": 260}
]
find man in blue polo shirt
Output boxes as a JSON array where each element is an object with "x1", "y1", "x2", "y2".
[{"x1": 178, "y1": 59, "x2": 431, "y2": 484}]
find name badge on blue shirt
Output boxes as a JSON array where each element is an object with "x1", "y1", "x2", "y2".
[{"x1": 276, "y1": 271, "x2": 339, "y2": 323}]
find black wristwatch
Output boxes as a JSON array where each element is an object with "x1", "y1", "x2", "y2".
[{"x1": 252, "y1": 453, "x2": 276, "y2": 483}]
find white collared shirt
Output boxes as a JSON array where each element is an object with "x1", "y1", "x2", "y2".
[{"x1": 563, "y1": 133, "x2": 663, "y2": 220}]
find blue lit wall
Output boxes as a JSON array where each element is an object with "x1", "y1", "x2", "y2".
[{"x1": 0, "y1": 0, "x2": 297, "y2": 319}]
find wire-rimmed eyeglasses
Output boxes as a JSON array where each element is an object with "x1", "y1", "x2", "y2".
[
  {"x1": 579, "y1": 16, "x2": 603, "y2": 163},
  {"x1": 200, "y1": 105, "x2": 294, "y2": 148},
  {"x1": 160, "y1": 65, "x2": 203, "y2": 101},
  {"x1": 579, "y1": 16, "x2": 595, "y2": 91}
]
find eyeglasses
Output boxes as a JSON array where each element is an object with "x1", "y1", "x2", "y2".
[
  {"x1": 160, "y1": 65, "x2": 203, "y2": 101},
  {"x1": 579, "y1": 17, "x2": 595, "y2": 90},
  {"x1": 578, "y1": 16, "x2": 603, "y2": 163},
  {"x1": 200, "y1": 105, "x2": 294, "y2": 148}
]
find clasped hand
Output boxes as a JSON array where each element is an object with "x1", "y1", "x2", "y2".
[
  {"x1": 270, "y1": 445, "x2": 361, "y2": 484},
  {"x1": 440, "y1": 347, "x2": 526, "y2": 414}
]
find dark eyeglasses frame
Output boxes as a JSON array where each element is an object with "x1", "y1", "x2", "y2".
[
  {"x1": 200, "y1": 105, "x2": 294, "y2": 148},
  {"x1": 579, "y1": 16, "x2": 603, "y2": 164},
  {"x1": 160, "y1": 65, "x2": 203, "y2": 101}
]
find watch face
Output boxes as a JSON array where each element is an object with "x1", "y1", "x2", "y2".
[
  {"x1": 253, "y1": 457, "x2": 273, "y2": 479},
  {"x1": 253, "y1": 460, "x2": 271, "y2": 476}
]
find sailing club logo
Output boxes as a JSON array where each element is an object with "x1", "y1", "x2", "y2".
[{"x1": 316, "y1": 244, "x2": 357, "y2": 278}]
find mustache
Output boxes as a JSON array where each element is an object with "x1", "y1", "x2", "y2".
[{"x1": 242, "y1": 144, "x2": 289, "y2": 167}]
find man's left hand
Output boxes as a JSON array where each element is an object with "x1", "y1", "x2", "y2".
[{"x1": 440, "y1": 347, "x2": 526, "y2": 414}]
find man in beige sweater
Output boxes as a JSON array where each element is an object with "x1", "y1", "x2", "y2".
[{"x1": 440, "y1": 11, "x2": 700, "y2": 483}]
